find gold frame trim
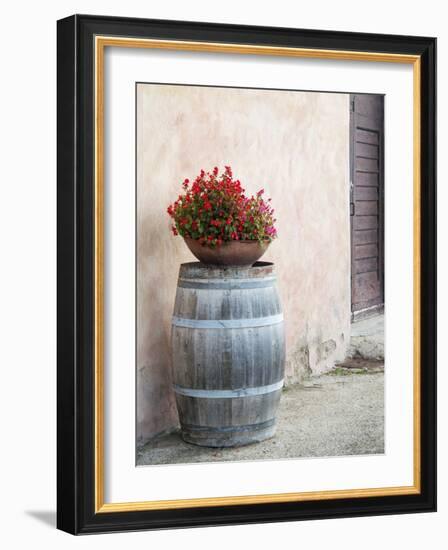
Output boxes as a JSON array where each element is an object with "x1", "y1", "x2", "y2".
[{"x1": 94, "y1": 36, "x2": 421, "y2": 513}]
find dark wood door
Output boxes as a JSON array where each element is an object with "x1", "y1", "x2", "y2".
[{"x1": 350, "y1": 94, "x2": 384, "y2": 315}]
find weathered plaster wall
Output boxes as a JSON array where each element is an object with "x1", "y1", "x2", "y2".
[{"x1": 136, "y1": 84, "x2": 350, "y2": 443}]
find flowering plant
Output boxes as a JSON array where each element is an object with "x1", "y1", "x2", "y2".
[{"x1": 167, "y1": 166, "x2": 277, "y2": 248}]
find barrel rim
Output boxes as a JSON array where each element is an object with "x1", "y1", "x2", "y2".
[
  {"x1": 177, "y1": 276, "x2": 277, "y2": 290},
  {"x1": 178, "y1": 261, "x2": 275, "y2": 280}
]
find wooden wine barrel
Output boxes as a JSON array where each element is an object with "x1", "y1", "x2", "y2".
[{"x1": 171, "y1": 261, "x2": 285, "y2": 447}]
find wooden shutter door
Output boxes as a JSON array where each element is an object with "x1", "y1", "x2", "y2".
[{"x1": 350, "y1": 94, "x2": 384, "y2": 315}]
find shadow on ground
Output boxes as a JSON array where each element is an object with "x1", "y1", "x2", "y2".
[{"x1": 25, "y1": 510, "x2": 56, "y2": 528}]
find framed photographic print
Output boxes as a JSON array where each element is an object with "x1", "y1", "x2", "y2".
[{"x1": 57, "y1": 14, "x2": 436, "y2": 534}]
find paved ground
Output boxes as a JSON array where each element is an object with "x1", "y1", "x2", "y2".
[
  {"x1": 348, "y1": 314, "x2": 384, "y2": 360},
  {"x1": 137, "y1": 365, "x2": 384, "y2": 466}
]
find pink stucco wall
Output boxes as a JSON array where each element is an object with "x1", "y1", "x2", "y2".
[{"x1": 136, "y1": 84, "x2": 350, "y2": 443}]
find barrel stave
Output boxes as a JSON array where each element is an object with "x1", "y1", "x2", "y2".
[
  {"x1": 174, "y1": 392, "x2": 282, "y2": 447},
  {"x1": 174, "y1": 394, "x2": 282, "y2": 427},
  {"x1": 173, "y1": 286, "x2": 282, "y2": 321},
  {"x1": 172, "y1": 324, "x2": 285, "y2": 390}
]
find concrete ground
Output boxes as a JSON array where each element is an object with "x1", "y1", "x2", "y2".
[
  {"x1": 348, "y1": 314, "x2": 384, "y2": 360},
  {"x1": 137, "y1": 366, "x2": 384, "y2": 466}
]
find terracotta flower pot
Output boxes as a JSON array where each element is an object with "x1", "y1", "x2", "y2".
[{"x1": 184, "y1": 236, "x2": 270, "y2": 267}]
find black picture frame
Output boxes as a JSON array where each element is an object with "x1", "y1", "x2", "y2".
[{"x1": 57, "y1": 14, "x2": 436, "y2": 535}]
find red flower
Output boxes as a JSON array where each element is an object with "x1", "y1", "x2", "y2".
[{"x1": 167, "y1": 166, "x2": 277, "y2": 246}]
